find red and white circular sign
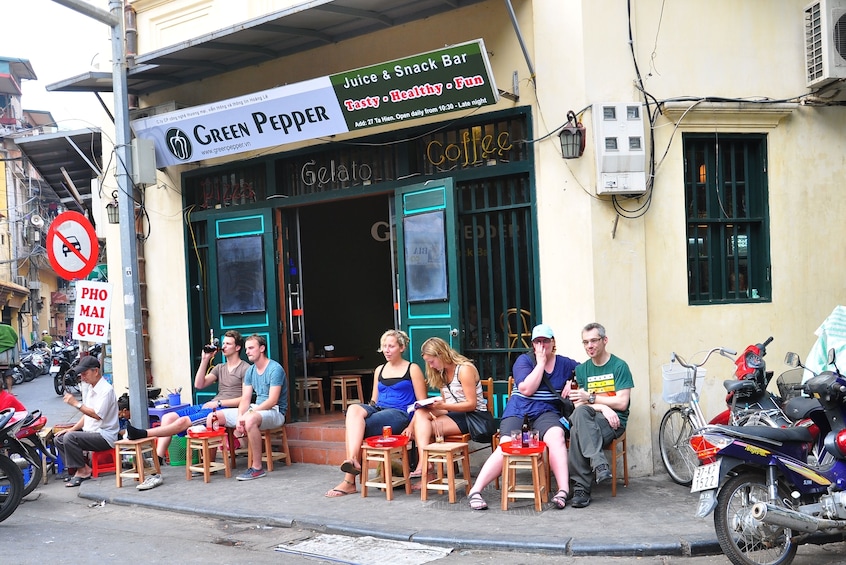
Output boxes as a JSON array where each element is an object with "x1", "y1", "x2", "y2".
[{"x1": 46, "y1": 211, "x2": 99, "y2": 280}]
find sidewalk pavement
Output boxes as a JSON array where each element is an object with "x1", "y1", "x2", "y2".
[
  {"x1": 75, "y1": 454, "x2": 721, "y2": 558},
  {"x1": 19, "y1": 378, "x2": 719, "y2": 558}
]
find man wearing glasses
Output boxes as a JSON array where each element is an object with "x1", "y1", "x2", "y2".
[
  {"x1": 54, "y1": 356, "x2": 119, "y2": 487},
  {"x1": 567, "y1": 322, "x2": 633, "y2": 508}
]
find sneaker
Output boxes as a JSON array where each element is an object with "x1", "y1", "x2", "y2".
[
  {"x1": 571, "y1": 488, "x2": 591, "y2": 508},
  {"x1": 595, "y1": 463, "x2": 612, "y2": 484},
  {"x1": 236, "y1": 467, "x2": 266, "y2": 481},
  {"x1": 136, "y1": 474, "x2": 163, "y2": 491}
]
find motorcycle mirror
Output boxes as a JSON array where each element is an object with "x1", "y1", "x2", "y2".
[
  {"x1": 784, "y1": 352, "x2": 802, "y2": 368},
  {"x1": 828, "y1": 348, "x2": 841, "y2": 375}
]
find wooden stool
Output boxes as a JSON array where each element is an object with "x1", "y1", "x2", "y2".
[
  {"x1": 186, "y1": 430, "x2": 231, "y2": 482},
  {"x1": 225, "y1": 427, "x2": 240, "y2": 469},
  {"x1": 360, "y1": 443, "x2": 411, "y2": 500},
  {"x1": 330, "y1": 375, "x2": 364, "y2": 412},
  {"x1": 114, "y1": 437, "x2": 160, "y2": 488},
  {"x1": 91, "y1": 449, "x2": 116, "y2": 477},
  {"x1": 295, "y1": 377, "x2": 325, "y2": 415},
  {"x1": 248, "y1": 424, "x2": 291, "y2": 471},
  {"x1": 38, "y1": 427, "x2": 56, "y2": 484},
  {"x1": 501, "y1": 441, "x2": 548, "y2": 511},
  {"x1": 607, "y1": 431, "x2": 629, "y2": 497},
  {"x1": 420, "y1": 442, "x2": 470, "y2": 503}
]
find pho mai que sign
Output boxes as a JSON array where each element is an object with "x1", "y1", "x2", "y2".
[{"x1": 132, "y1": 40, "x2": 498, "y2": 167}]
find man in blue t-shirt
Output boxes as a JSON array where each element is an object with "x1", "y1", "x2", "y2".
[
  {"x1": 568, "y1": 322, "x2": 634, "y2": 508},
  {"x1": 211, "y1": 334, "x2": 287, "y2": 481}
]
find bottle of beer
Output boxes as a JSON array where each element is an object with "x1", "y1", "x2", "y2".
[
  {"x1": 210, "y1": 407, "x2": 219, "y2": 430},
  {"x1": 570, "y1": 369, "x2": 579, "y2": 390},
  {"x1": 521, "y1": 415, "x2": 530, "y2": 448}
]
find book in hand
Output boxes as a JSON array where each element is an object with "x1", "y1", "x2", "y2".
[{"x1": 407, "y1": 396, "x2": 442, "y2": 413}]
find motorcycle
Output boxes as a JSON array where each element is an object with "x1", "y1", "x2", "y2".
[
  {"x1": 0, "y1": 408, "x2": 34, "y2": 523},
  {"x1": 12, "y1": 350, "x2": 45, "y2": 384},
  {"x1": 713, "y1": 336, "x2": 791, "y2": 427},
  {"x1": 9, "y1": 410, "x2": 52, "y2": 496},
  {"x1": 51, "y1": 342, "x2": 79, "y2": 396},
  {"x1": 689, "y1": 349, "x2": 846, "y2": 565}
]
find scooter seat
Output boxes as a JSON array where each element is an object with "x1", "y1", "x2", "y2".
[
  {"x1": 715, "y1": 424, "x2": 813, "y2": 444},
  {"x1": 782, "y1": 396, "x2": 822, "y2": 422},
  {"x1": 723, "y1": 379, "x2": 759, "y2": 394}
]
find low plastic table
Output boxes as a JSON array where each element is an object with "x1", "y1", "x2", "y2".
[{"x1": 148, "y1": 403, "x2": 189, "y2": 424}]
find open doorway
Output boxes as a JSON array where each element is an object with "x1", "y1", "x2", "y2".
[{"x1": 287, "y1": 195, "x2": 395, "y2": 418}]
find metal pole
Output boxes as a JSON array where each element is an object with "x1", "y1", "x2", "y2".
[
  {"x1": 52, "y1": 0, "x2": 148, "y2": 427},
  {"x1": 109, "y1": 0, "x2": 149, "y2": 428}
]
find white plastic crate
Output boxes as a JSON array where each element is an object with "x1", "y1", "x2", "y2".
[{"x1": 661, "y1": 363, "x2": 706, "y2": 404}]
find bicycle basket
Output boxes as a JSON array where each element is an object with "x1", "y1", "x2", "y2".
[
  {"x1": 776, "y1": 368, "x2": 805, "y2": 400},
  {"x1": 662, "y1": 363, "x2": 706, "y2": 403}
]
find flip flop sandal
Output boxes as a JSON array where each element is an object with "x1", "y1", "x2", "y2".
[
  {"x1": 551, "y1": 489, "x2": 569, "y2": 509},
  {"x1": 468, "y1": 492, "x2": 488, "y2": 510},
  {"x1": 65, "y1": 476, "x2": 91, "y2": 488},
  {"x1": 340, "y1": 461, "x2": 361, "y2": 476}
]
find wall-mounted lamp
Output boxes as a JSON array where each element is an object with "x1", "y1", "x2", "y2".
[
  {"x1": 106, "y1": 191, "x2": 120, "y2": 224},
  {"x1": 559, "y1": 110, "x2": 586, "y2": 159}
]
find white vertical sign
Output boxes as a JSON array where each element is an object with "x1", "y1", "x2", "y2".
[{"x1": 72, "y1": 280, "x2": 113, "y2": 344}]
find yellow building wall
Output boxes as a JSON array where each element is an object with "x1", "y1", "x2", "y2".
[{"x1": 114, "y1": 0, "x2": 846, "y2": 476}]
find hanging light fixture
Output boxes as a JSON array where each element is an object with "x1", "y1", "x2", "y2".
[
  {"x1": 558, "y1": 110, "x2": 586, "y2": 159},
  {"x1": 106, "y1": 191, "x2": 120, "y2": 224}
]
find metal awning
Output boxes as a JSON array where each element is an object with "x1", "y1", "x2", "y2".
[
  {"x1": 0, "y1": 73, "x2": 22, "y2": 96},
  {"x1": 48, "y1": 0, "x2": 486, "y2": 95},
  {"x1": 13, "y1": 129, "x2": 103, "y2": 209}
]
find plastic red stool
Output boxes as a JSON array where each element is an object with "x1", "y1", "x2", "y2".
[{"x1": 91, "y1": 450, "x2": 116, "y2": 477}]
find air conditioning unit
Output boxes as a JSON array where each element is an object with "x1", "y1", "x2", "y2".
[
  {"x1": 805, "y1": 0, "x2": 846, "y2": 88},
  {"x1": 129, "y1": 101, "x2": 184, "y2": 122}
]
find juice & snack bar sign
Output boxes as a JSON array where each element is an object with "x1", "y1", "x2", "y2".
[
  {"x1": 132, "y1": 40, "x2": 498, "y2": 167},
  {"x1": 331, "y1": 40, "x2": 497, "y2": 129}
]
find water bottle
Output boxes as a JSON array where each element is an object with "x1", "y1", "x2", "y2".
[{"x1": 521, "y1": 415, "x2": 530, "y2": 448}]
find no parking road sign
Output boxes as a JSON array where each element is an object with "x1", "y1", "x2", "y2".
[{"x1": 46, "y1": 211, "x2": 99, "y2": 280}]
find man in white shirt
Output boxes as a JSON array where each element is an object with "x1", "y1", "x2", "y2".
[{"x1": 54, "y1": 356, "x2": 119, "y2": 487}]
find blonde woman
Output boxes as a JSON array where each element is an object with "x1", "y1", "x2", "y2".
[
  {"x1": 325, "y1": 329, "x2": 427, "y2": 497},
  {"x1": 411, "y1": 337, "x2": 486, "y2": 479}
]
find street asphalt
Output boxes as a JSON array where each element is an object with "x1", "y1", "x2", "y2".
[{"x1": 14, "y1": 373, "x2": 721, "y2": 558}]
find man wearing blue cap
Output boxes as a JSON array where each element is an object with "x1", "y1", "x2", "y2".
[
  {"x1": 568, "y1": 322, "x2": 633, "y2": 508},
  {"x1": 466, "y1": 323, "x2": 579, "y2": 510}
]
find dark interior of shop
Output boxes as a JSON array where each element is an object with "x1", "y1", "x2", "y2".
[{"x1": 295, "y1": 195, "x2": 395, "y2": 401}]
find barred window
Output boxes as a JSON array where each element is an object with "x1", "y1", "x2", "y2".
[{"x1": 684, "y1": 134, "x2": 770, "y2": 304}]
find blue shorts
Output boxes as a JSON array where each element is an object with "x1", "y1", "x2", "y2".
[
  {"x1": 360, "y1": 404, "x2": 411, "y2": 437},
  {"x1": 169, "y1": 405, "x2": 213, "y2": 436}
]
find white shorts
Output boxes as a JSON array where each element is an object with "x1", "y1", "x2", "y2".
[{"x1": 221, "y1": 405, "x2": 286, "y2": 429}]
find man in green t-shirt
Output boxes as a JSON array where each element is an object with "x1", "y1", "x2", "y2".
[{"x1": 568, "y1": 322, "x2": 634, "y2": 509}]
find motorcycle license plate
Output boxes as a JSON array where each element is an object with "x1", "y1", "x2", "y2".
[
  {"x1": 691, "y1": 461, "x2": 721, "y2": 492},
  {"x1": 49, "y1": 366, "x2": 60, "y2": 373}
]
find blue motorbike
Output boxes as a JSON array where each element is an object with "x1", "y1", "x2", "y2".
[{"x1": 689, "y1": 349, "x2": 846, "y2": 565}]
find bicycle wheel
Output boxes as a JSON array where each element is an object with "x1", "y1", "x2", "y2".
[{"x1": 659, "y1": 406, "x2": 699, "y2": 486}]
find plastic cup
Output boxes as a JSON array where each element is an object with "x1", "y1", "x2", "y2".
[
  {"x1": 434, "y1": 420, "x2": 444, "y2": 443},
  {"x1": 530, "y1": 430, "x2": 539, "y2": 447}
]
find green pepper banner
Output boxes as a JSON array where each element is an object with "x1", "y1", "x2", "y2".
[{"x1": 132, "y1": 40, "x2": 498, "y2": 167}]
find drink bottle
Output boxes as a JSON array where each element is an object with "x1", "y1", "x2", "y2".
[
  {"x1": 521, "y1": 415, "x2": 530, "y2": 448},
  {"x1": 210, "y1": 407, "x2": 219, "y2": 430}
]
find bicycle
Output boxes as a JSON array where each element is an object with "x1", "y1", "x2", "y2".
[{"x1": 658, "y1": 346, "x2": 736, "y2": 486}]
